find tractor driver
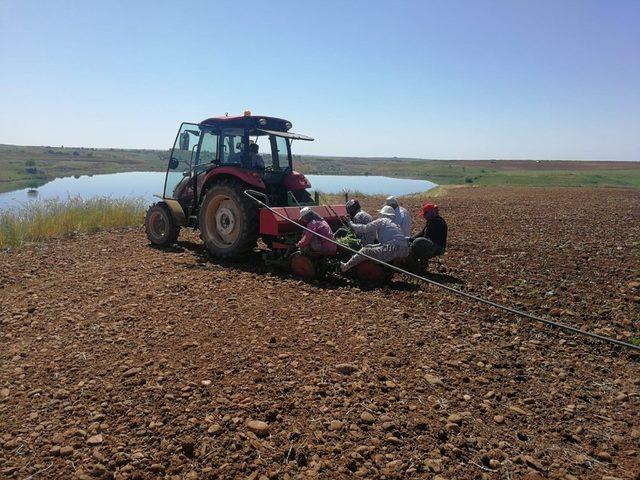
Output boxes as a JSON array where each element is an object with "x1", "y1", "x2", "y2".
[{"x1": 248, "y1": 143, "x2": 265, "y2": 170}]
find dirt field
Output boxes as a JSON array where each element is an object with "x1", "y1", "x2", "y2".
[{"x1": 1, "y1": 186, "x2": 638, "y2": 479}]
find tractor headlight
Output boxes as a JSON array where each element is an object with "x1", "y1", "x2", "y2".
[
  {"x1": 285, "y1": 122, "x2": 292, "y2": 130},
  {"x1": 258, "y1": 118, "x2": 267, "y2": 126}
]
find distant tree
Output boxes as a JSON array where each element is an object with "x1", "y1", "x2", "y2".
[
  {"x1": 25, "y1": 159, "x2": 36, "y2": 167},
  {"x1": 465, "y1": 176, "x2": 473, "y2": 183}
]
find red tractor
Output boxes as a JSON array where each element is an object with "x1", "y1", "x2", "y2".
[{"x1": 145, "y1": 113, "x2": 346, "y2": 263}]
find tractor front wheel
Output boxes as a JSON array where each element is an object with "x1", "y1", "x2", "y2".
[
  {"x1": 199, "y1": 180, "x2": 259, "y2": 259},
  {"x1": 145, "y1": 203, "x2": 180, "y2": 247}
]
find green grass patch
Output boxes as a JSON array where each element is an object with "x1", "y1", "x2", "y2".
[
  {"x1": 0, "y1": 197, "x2": 145, "y2": 249},
  {"x1": 472, "y1": 169, "x2": 640, "y2": 188}
]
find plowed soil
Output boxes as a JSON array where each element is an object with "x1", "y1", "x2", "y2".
[{"x1": 1, "y1": 186, "x2": 639, "y2": 480}]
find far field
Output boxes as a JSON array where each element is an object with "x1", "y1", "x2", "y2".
[{"x1": 1, "y1": 144, "x2": 639, "y2": 193}]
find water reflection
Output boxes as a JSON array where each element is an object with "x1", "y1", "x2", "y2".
[{"x1": 0, "y1": 171, "x2": 437, "y2": 211}]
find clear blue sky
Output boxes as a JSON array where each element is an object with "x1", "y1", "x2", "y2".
[{"x1": 1, "y1": 0, "x2": 638, "y2": 160}]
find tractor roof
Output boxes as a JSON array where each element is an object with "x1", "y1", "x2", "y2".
[
  {"x1": 200, "y1": 115, "x2": 291, "y2": 131},
  {"x1": 199, "y1": 115, "x2": 313, "y2": 141}
]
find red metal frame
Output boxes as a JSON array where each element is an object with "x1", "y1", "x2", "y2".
[
  {"x1": 282, "y1": 171, "x2": 311, "y2": 190},
  {"x1": 259, "y1": 205, "x2": 347, "y2": 236}
]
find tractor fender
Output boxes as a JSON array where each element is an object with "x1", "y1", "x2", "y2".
[
  {"x1": 282, "y1": 171, "x2": 311, "y2": 191},
  {"x1": 159, "y1": 199, "x2": 187, "y2": 226},
  {"x1": 201, "y1": 167, "x2": 266, "y2": 192}
]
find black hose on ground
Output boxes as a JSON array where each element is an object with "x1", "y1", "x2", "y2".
[{"x1": 244, "y1": 190, "x2": 640, "y2": 353}]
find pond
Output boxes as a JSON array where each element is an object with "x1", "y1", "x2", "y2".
[{"x1": 0, "y1": 171, "x2": 437, "y2": 211}]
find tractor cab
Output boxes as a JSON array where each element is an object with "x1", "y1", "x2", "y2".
[{"x1": 164, "y1": 114, "x2": 315, "y2": 216}]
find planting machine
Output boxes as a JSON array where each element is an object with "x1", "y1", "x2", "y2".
[{"x1": 145, "y1": 112, "x2": 398, "y2": 283}]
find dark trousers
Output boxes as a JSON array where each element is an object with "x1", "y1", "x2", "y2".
[{"x1": 410, "y1": 237, "x2": 444, "y2": 261}]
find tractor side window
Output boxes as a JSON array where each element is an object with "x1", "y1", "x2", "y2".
[
  {"x1": 221, "y1": 129, "x2": 245, "y2": 165},
  {"x1": 252, "y1": 135, "x2": 273, "y2": 169},
  {"x1": 251, "y1": 135, "x2": 288, "y2": 170},
  {"x1": 274, "y1": 136, "x2": 290, "y2": 170},
  {"x1": 198, "y1": 131, "x2": 218, "y2": 165}
]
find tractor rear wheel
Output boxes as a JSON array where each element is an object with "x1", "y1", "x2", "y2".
[
  {"x1": 145, "y1": 203, "x2": 180, "y2": 247},
  {"x1": 199, "y1": 180, "x2": 259, "y2": 259}
]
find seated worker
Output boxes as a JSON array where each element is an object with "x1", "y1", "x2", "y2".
[
  {"x1": 345, "y1": 199, "x2": 375, "y2": 245},
  {"x1": 385, "y1": 196, "x2": 412, "y2": 236},
  {"x1": 409, "y1": 202, "x2": 447, "y2": 262},
  {"x1": 340, "y1": 205, "x2": 409, "y2": 272},
  {"x1": 248, "y1": 143, "x2": 265, "y2": 170},
  {"x1": 296, "y1": 207, "x2": 337, "y2": 255}
]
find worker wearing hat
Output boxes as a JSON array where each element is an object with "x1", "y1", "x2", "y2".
[
  {"x1": 408, "y1": 202, "x2": 447, "y2": 266},
  {"x1": 296, "y1": 207, "x2": 337, "y2": 255},
  {"x1": 345, "y1": 199, "x2": 375, "y2": 245},
  {"x1": 340, "y1": 205, "x2": 409, "y2": 272},
  {"x1": 385, "y1": 196, "x2": 412, "y2": 236}
]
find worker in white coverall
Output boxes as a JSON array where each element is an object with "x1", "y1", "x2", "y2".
[
  {"x1": 385, "y1": 196, "x2": 412, "y2": 236},
  {"x1": 339, "y1": 205, "x2": 410, "y2": 272}
]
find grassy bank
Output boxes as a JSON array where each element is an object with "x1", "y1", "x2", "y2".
[{"x1": 0, "y1": 197, "x2": 145, "y2": 249}]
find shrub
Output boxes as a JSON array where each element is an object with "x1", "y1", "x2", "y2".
[
  {"x1": 465, "y1": 176, "x2": 474, "y2": 183},
  {"x1": 25, "y1": 159, "x2": 36, "y2": 167}
]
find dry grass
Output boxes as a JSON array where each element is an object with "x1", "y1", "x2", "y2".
[{"x1": 0, "y1": 197, "x2": 145, "y2": 248}]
